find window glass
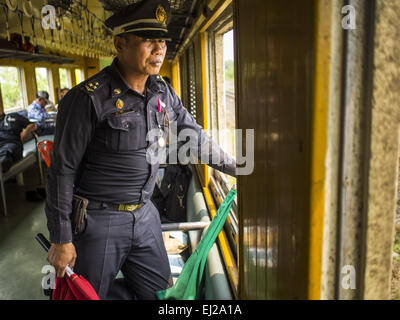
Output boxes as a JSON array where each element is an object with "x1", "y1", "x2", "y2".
[
  {"x1": 59, "y1": 68, "x2": 71, "y2": 89},
  {"x1": 222, "y1": 30, "x2": 236, "y2": 161},
  {"x1": 35, "y1": 67, "x2": 53, "y2": 103},
  {"x1": 209, "y1": 29, "x2": 237, "y2": 187},
  {"x1": 75, "y1": 68, "x2": 84, "y2": 84},
  {"x1": 0, "y1": 66, "x2": 25, "y2": 111}
]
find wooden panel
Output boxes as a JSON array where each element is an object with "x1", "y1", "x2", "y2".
[{"x1": 234, "y1": 0, "x2": 315, "y2": 299}]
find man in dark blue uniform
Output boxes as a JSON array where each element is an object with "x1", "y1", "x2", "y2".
[{"x1": 45, "y1": 0, "x2": 236, "y2": 300}]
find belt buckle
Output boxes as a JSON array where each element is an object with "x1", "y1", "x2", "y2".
[{"x1": 118, "y1": 204, "x2": 139, "y2": 212}]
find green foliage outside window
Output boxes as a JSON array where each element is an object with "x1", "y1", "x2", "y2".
[
  {"x1": 59, "y1": 68, "x2": 70, "y2": 88},
  {"x1": 0, "y1": 67, "x2": 24, "y2": 111},
  {"x1": 225, "y1": 60, "x2": 234, "y2": 81},
  {"x1": 75, "y1": 69, "x2": 84, "y2": 85},
  {"x1": 35, "y1": 68, "x2": 50, "y2": 94}
]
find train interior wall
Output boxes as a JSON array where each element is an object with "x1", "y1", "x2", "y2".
[{"x1": 234, "y1": 0, "x2": 315, "y2": 299}]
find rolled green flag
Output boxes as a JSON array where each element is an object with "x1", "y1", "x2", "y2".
[{"x1": 157, "y1": 187, "x2": 237, "y2": 300}]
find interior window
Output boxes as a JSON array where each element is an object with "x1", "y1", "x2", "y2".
[
  {"x1": 75, "y1": 68, "x2": 84, "y2": 85},
  {"x1": 59, "y1": 68, "x2": 71, "y2": 89},
  {"x1": 0, "y1": 66, "x2": 25, "y2": 112},
  {"x1": 35, "y1": 67, "x2": 54, "y2": 103}
]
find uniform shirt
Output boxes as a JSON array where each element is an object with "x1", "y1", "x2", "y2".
[
  {"x1": 74, "y1": 66, "x2": 151, "y2": 203},
  {"x1": 45, "y1": 57, "x2": 236, "y2": 244}
]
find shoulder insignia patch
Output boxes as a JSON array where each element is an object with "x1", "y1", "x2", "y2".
[{"x1": 85, "y1": 81, "x2": 100, "y2": 92}]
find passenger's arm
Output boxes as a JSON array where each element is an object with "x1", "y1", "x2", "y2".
[
  {"x1": 20, "y1": 123, "x2": 37, "y2": 143},
  {"x1": 169, "y1": 85, "x2": 236, "y2": 177}
]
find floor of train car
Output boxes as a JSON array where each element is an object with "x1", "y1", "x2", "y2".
[{"x1": 0, "y1": 164, "x2": 49, "y2": 300}]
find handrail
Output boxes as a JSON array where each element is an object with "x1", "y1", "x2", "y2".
[{"x1": 161, "y1": 221, "x2": 210, "y2": 232}]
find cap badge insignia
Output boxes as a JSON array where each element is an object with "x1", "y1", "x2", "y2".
[
  {"x1": 116, "y1": 98, "x2": 124, "y2": 109},
  {"x1": 156, "y1": 4, "x2": 167, "y2": 24}
]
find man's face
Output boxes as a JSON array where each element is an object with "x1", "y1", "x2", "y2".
[
  {"x1": 115, "y1": 34, "x2": 167, "y2": 76},
  {"x1": 37, "y1": 98, "x2": 47, "y2": 107},
  {"x1": 60, "y1": 89, "x2": 69, "y2": 99}
]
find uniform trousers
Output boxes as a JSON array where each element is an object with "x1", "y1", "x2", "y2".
[{"x1": 72, "y1": 200, "x2": 171, "y2": 300}]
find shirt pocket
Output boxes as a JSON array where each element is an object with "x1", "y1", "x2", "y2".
[{"x1": 105, "y1": 110, "x2": 145, "y2": 151}]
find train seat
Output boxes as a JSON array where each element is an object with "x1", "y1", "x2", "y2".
[
  {"x1": 22, "y1": 134, "x2": 54, "y2": 158},
  {"x1": 0, "y1": 134, "x2": 54, "y2": 216}
]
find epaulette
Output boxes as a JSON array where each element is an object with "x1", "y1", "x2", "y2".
[
  {"x1": 81, "y1": 70, "x2": 109, "y2": 95},
  {"x1": 84, "y1": 81, "x2": 100, "y2": 93}
]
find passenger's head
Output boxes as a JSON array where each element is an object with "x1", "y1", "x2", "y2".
[
  {"x1": 60, "y1": 88, "x2": 70, "y2": 99},
  {"x1": 36, "y1": 91, "x2": 49, "y2": 107},
  {"x1": 106, "y1": 0, "x2": 170, "y2": 76}
]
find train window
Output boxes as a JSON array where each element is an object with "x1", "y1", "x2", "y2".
[
  {"x1": 59, "y1": 68, "x2": 71, "y2": 89},
  {"x1": 75, "y1": 68, "x2": 84, "y2": 85},
  {"x1": 206, "y1": 18, "x2": 239, "y2": 267},
  {"x1": 208, "y1": 27, "x2": 237, "y2": 188},
  {"x1": 0, "y1": 66, "x2": 25, "y2": 112},
  {"x1": 222, "y1": 30, "x2": 236, "y2": 162},
  {"x1": 35, "y1": 67, "x2": 54, "y2": 103}
]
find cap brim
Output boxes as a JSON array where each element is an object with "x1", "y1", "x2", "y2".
[{"x1": 125, "y1": 30, "x2": 172, "y2": 41}]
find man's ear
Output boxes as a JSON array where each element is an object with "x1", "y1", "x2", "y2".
[{"x1": 114, "y1": 36, "x2": 126, "y2": 53}]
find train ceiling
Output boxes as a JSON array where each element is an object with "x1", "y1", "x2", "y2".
[{"x1": 0, "y1": 0, "x2": 201, "y2": 61}]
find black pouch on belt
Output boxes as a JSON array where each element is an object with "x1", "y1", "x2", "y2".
[{"x1": 71, "y1": 194, "x2": 89, "y2": 235}]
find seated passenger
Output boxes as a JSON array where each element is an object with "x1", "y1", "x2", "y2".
[
  {"x1": 0, "y1": 112, "x2": 37, "y2": 172},
  {"x1": 0, "y1": 112, "x2": 46, "y2": 201},
  {"x1": 60, "y1": 87, "x2": 70, "y2": 100},
  {"x1": 27, "y1": 91, "x2": 56, "y2": 136},
  {"x1": 52, "y1": 87, "x2": 70, "y2": 111}
]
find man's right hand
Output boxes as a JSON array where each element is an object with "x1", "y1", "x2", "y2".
[
  {"x1": 47, "y1": 242, "x2": 77, "y2": 278},
  {"x1": 20, "y1": 123, "x2": 37, "y2": 143}
]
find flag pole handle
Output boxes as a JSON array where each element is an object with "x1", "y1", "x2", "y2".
[{"x1": 35, "y1": 233, "x2": 51, "y2": 252}]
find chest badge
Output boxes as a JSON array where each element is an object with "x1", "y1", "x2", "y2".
[
  {"x1": 113, "y1": 88, "x2": 121, "y2": 95},
  {"x1": 158, "y1": 136, "x2": 166, "y2": 148},
  {"x1": 116, "y1": 98, "x2": 124, "y2": 109}
]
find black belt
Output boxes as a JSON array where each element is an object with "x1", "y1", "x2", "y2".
[{"x1": 87, "y1": 200, "x2": 143, "y2": 212}]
